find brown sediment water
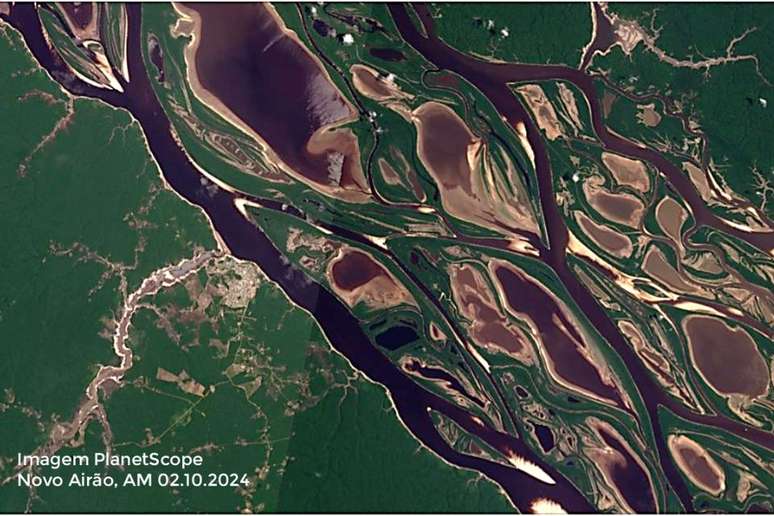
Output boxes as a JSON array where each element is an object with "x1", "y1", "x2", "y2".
[
  {"x1": 8, "y1": 3, "x2": 774, "y2": 513},
  {"x1": 395, "y1": 4, "x2": 774, "y2": 253},
  {"x1": 575, "y1": 211, "x2": 633, "y2": 258},
  {"x1": 387, "y1": 6, "x2": 774, "y2": 511},
  {"x1": 642, "y1": 245, "x2": 703, "y2": 295},
  {"x1": 351, "y1": 64, "x2": 409, "y2": 102},
  {"x1": 583, "y1": 181, "x2": 645, "y2": 228},
  {"x1": 414, "y1": 101, "x2": 478, "y2": 193},
  {"x1": 449, "y1": 264, "x2": 532, "y2": 362},
  {"x1": 682, "y1": 315, "x2": 769, "y2": 398},
  {"x1": 176, "y1": 3, "x2": 368, "y2": 195},
  {"x1": 413, "y1": 101, "x2": 538, "y2": 235},
  {"x1": 667, "y1": 435, "x2": 725, "y2": 496},
  {"x1": 330, "y1": 248, "x2": 386, "y2": 290},
  {"x1": 617, "y1": 320, "x2": 682, "y2": 399},
  {"x1": 601, "y1": 152, "x2": 650, "y2": 193},
  {"x1": 0, "y1": 5, "x2": 600, "y2": 512},
  {"x1": 429, "y1": 321, "x2": 446, "y2": 341},
  {"x1": 655, "y1": 197, "x2": 688, "y2": 248},
  {"x1": 328, "y1": 248, "x2": 414, "y2": 309},
  {"x1": 637, "y1": 103, "x2": 662, "y2": 127},
  {"x1": 352, "y1": 64, "x2": 394, "y2": 100}
]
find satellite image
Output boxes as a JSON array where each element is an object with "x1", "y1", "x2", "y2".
[{"x1": 0, "y1": 2, "x2": 772, "y2": 513}]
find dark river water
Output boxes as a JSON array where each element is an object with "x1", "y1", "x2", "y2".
[
  {"x1": 5, "y1": 4, "x2": 773, "y2": 512},
  {"x1": 391, "y1": 2, "x2": 774, "y2": 509}
]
